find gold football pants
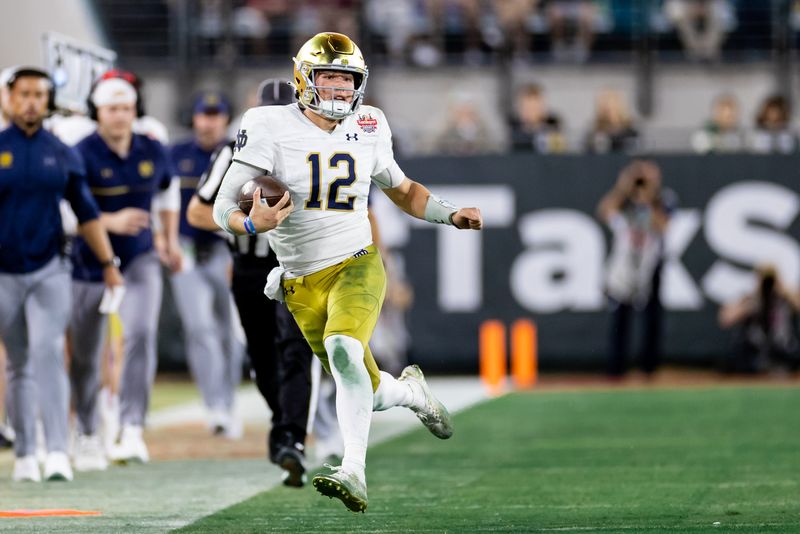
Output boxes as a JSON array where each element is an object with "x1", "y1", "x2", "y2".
[{"x1": 282, "y1": 245, "x2": 385, "y2": 391}]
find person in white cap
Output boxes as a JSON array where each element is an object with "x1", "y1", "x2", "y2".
[
  {"x1": 48, "y1": 68, "x2": 170, "y2": 147},
  {"x1": 68, "y1": 77, "x2": 181, "y2": 467}
]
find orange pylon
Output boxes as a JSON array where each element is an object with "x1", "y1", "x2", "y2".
[
  {"x1": 479, "y1": 320, "x2": 507, "y2": 394},
  {"x1": 511, "y1": 319, "x2": 537, "y2": 389}
]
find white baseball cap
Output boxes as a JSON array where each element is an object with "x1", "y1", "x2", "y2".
[{"x1": 91, "y1": 78, "x2": 137, "y2": 107}]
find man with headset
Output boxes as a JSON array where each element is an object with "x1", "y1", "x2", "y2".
[
  {"x1": 69, "y1": 76, "x2": 181, "y2": 467},
  {"x1": 0, "y1": 67, "x2": 123, "y2": 481},
  {"x1": 169, "y1": 91, "x2": 242, "y2": 438}
]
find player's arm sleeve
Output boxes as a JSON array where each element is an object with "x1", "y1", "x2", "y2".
[
  {"x1": 213, "y1": 160, "x2": 263, "y2": 233},
  {"x1": 63, "y1": 147, "x2": 99, "y2": 224},
  {"x1": 231, "y1": 108, "x2": 275, "y2": 172},
  {"x1": 196, "y1": 143, "x2": 234, "y2": 205},
  {"x1": 152, "y1": 144, "x2": 180, "y2": 212},
  {"x1": 370, "y1": 110, "x2": 405, "y2": 189}
]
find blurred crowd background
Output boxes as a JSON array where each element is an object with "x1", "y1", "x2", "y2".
[{"x1": 7, "y1": 0, "x2": 790, "y2": 156}]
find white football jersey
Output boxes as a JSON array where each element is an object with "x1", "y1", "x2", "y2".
[{"x1": 232, "y1": 104, "x2": 403, "y2": 276}]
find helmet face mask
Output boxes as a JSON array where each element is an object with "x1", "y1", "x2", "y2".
[{"x1": 293, "y1": 33, "x2": 368, "y2": 121}]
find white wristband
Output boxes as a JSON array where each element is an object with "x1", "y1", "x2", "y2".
[{"x1": 424, "y1": 194, "x2": 457, "y2": 225}]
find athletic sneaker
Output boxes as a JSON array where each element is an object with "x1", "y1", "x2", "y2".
[
  {"x1": 312, "y1": 464, "x2": 367, "y2": 513},
  {"x1": 398, "y1": 365, "x2": 454, "y2": 439},
  {"x1": 0, "y1": 422, "x2": 14, "y2": 449},
  {"x1": 73, "y1": 434, "x2": 109, "y2": 471},
  {"x1": 207, "y1": 409, "x2": 242, "y2": 440},
  {"x1": 110, "y1": 425, "x2": 149, "y2": 464},
  {"x1": 208, "y1": 408, "x2": 229, "y2": 436},
  {"x1": 43, "y1": 452, "x2": 74, "y2": 481},
  {"x1": 275, "y1": 443, "x2": 307, "y2": 488},
  {"x1": 99, "y1": 389, "x2": 120, "y2": 456},
  {"x1": 12, "y1": 455, "x2": 41, "y2": 482}
]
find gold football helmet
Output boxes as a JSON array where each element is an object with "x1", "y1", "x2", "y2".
[{"x1": 292, "y1": 32, "x2": 368, "y2": 120}]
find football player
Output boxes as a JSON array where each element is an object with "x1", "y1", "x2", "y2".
[{"x1": 213, "y1": 32, "x2": 482, "y2": 513}]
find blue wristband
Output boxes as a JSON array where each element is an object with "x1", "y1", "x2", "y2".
[{"x1": 243, "y1": 216, "x2": 257, "y2": 235}]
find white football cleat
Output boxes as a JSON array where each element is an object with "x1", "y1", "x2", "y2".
[
  {"x1": 111, "y1": 425, "x2": 149, "y2": 464},
  {"x1": 398, "y1": 365, "x2": 454, "y2": 440},
  {"x1": 73, "y1": 434, "x2": 109, "y2": 471},
  {"x1": 43, "y1": 451, "x2": 74, "y2": 482},
  {"x1": 12, "y1": 455, "x2": 41, "y2": 482}
]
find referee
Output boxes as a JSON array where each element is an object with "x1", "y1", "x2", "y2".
[
  {"x1": 186, "y1": 79, "x2": 313, "y2": 487},
  {"x1": 0, "y1": 67, "x2": 122, "y2": 482}
]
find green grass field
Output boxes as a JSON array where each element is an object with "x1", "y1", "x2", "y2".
[
  {"x1": 179, "y1": 386, "x2": 800, "y2": 533},
  {"x1": 2, "y1": 384, "x2": 798, "y2": 533}
]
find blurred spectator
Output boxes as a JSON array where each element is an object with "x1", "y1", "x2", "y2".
[
  {"x1": 718, "y1": 265, "x2": 800, "y2": 373},
  {"x1": 749, "y1": 94, "x2": 798, "y2": 154},
  {"x1": 664, "y1": 0, "x2": 734, "y2": 61},
  {"x1": 425, "y1": 0, "x2": 484, "y2": 64},
  {"x1": 509, "y1": 83, "x2": 567, "y2": 153},
  {"x1": 233, "y1": 1, "x2": 272, "y2": 42},
  {"x1": 597, "y1": 160, "x2": 673, "y2": 378},
  {"x1": 691, "y1": 93, "x2": 745, "y2": 153},
  {"x1": 489, "y1": 0, "x2": 537, "y2": 62},
  {"x1": 435, "y1": 94, "x2": 497, "y2": 155},
  {"x1": 585, "y1": 89, "x2": 640, "y2": 154},
  {"x1": 544, "y1": 0, "x2": 601, "y2": 62},
  {"x1": 292, "y1": 0, "x2": 359, "y2": 54},
  {"x1": 196, "y1": 0, "x2": 226, "y2": 41},
  {"x1": 365, "y1": 0, "x2": 419, "y2": 65}
]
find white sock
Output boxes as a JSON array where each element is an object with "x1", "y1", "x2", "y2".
[
  {"x1": 373, "y1": 371, "x2": 415, "y2": 412},
  {"x1": 324, "y1": 335, "x2": 372, "y2": 479}
]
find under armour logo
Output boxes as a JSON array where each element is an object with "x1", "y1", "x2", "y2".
[
  {"x1": 235, "y1": 129, "x2": 248, "y2": 151},
  {"x1": 285, "y1": 286, "x2": 295, "y2": 295},
  {"x1": 346, "y1": 133, "x2": 358, "y2": 141}
]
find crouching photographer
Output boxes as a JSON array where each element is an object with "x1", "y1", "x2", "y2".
[{"x1": 719, "y1": 265, "x2": 800, "y2": 373}]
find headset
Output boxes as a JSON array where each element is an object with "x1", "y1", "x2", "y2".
[
  {"x1": 86, "y1": 68, "x2": 146, "y2": 121},
  {"x1": 3, "y1": 66, "x2": 57, "y2": 112}
]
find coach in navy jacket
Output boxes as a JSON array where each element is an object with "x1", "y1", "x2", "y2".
[{"x1": 0, "y1": 67, "x2": 122, "y2": 482}]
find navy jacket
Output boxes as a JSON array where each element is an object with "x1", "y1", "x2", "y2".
[
  {"x1": 0, "y1": 123, "x2": 98, "y2": 274},
  {"x1": 169, "y1": 138, "x2": 225, "y2": 244},
  {"x1": 71, "y1": 132, "x2": 173, "y2": 281}
]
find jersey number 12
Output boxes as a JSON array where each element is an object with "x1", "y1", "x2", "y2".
[{"x1": 304, "y1": 153, "x2": 356, "y2": 211}]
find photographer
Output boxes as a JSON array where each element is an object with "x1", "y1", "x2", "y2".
[
  {"x1": 597, "y1": 160, "x2": 672, "y2": 377},
  {"x1": 719, "y1": 265, "x2": 800, "y2": 373}
]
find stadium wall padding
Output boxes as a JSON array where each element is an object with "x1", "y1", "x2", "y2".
[{"x1": 389, "y1": 154, "x2": 800, "y2": 372}]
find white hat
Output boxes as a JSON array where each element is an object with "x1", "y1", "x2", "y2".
[{"x1": 91, "y1": 78, "x2": 137, "y2": 107}]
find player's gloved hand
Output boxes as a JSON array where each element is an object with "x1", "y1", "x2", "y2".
[
  {"x1": 451, "y1": 207, "x2": 482, "y2": 230},
  {"x1": 249, "y1": 187, "x2": 293, "y2": 232},
  {"x1": 102, "y1": 207, "x2": 150, "y2": 236}
]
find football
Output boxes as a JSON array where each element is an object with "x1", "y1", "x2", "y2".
[{"x1": 238, "y1": 175, "x2": 289, "y2": 213}]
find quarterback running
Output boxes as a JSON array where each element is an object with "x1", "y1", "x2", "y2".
[{"x1": 213, "y1": 32, "x2": 482, "y2": 512}]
